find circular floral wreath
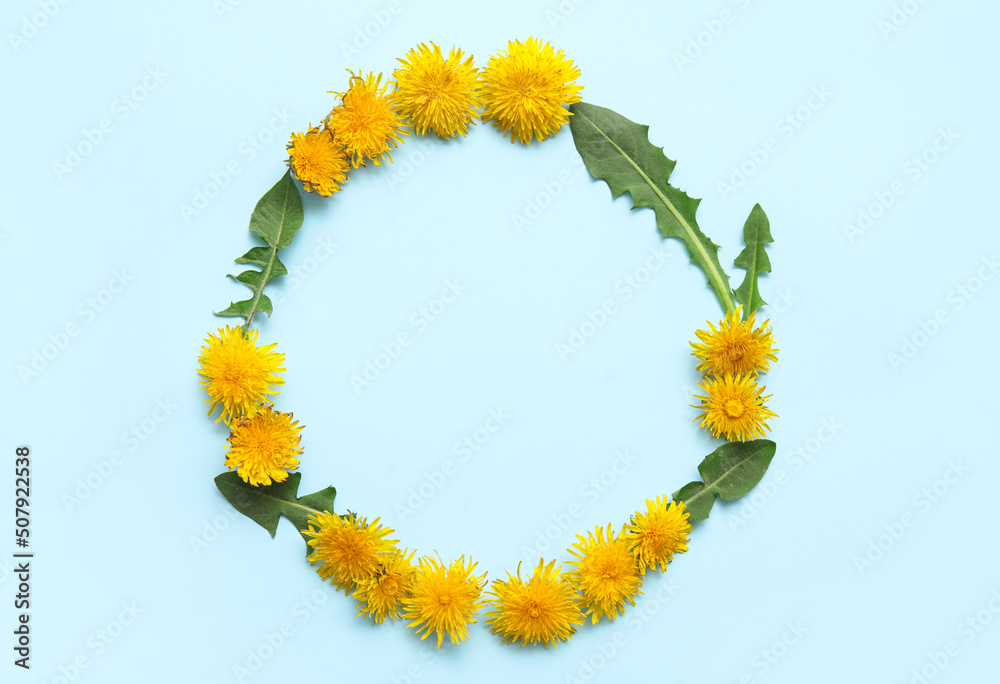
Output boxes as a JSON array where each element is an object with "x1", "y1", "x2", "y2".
[{"x1": 197, "y1": 37, "x2": 779, "y2": 650}]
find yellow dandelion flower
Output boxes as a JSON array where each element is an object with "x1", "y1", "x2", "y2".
[
  {"x1": 485, "y1": 559, "x2": 584, "y2": 647},
  {"x1": 224, "y1": 405, "x2": 303, "y2": 487},
  {"x1": 303, "y1": 512, "x2": 398, "y2": 594},
  {"x1": 403, "y1": 555, "x2": 486, "y2": 648},
  {"x1": 326, "y1": 71, "x2": 406, "y2": 167},
  {"x1": 566, "y1": 524, "x2": 642, "y2": 624},
  {"x1": 693, "y1": 374, "x2": 777, "y2": 442},
  {"x1": 286, "y1": 125, "x2": 349, "y2": 196},
  {"x1": 480, "y1": 37, "x2": 583, "y2": 144},
  {"x1": 690, "y1": 307, "x2": 778, "y2": 377},
  {"x1": 392, "y1": 42, "x2": 482, "y2": 139},
  {"x1": 353, "y1": 548, "x2": 416, "y2": 624},
  {"x1": 625, "y1": 497, "x2": 691, "y2": 574},
  {"x1": 197, "y1": 326, "x2": 285, "y2": 425}
]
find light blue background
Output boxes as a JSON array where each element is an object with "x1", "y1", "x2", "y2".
[{"x1": 3, "y1": 0, "x2": 999, "y2": 682}]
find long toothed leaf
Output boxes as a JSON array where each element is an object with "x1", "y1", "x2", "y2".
[
  {"x1": 733, "y1": 203, "x2": 773, "y2": 319},
  {"x1": 215, "y1": 471, "x2": 336, "y2": 548},
  {"x1": 673, "y1": 440, "x2": 776, "y2": 522},
  {"x1": 215, "y1": 171, "x2": 302, "y2": 329},
  {"x1": 569, "y1": 102, "x2": 736, "y2": 314}
]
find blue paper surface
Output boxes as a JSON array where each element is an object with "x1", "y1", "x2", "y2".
[{"x1": 2, "y1": 1, "x2": 999, "y2": 682}]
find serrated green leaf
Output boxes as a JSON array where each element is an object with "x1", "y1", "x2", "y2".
[
  {"x1": 569, "y1": 102, "x2": 737, "y2": 314},
  {"x1": 673, "y1": 440, "x2": 776, "y2": 522},
  {"x1": 733, "y1": 203, "x2": 773, "y2": 320},
  {"x1": 231, "y1": 269, "x2": 267, "y2": 291},
  {"x1": 215, "y1": 299, "x2": 254, "y2": 319},
  {"x1": 216, "y1": 293, "x2": 272, "y2": 319},
  {"x1": 235, "y1": 246, "x2": 279, "y2": 268},
  {"x1": 215, "y1": 471, "x2": 336, "y2": 547},
  {"x1": 256, "y1": 294, "x2": 273, "y2": 317},
  {"x1": 249, "y1": 170, "x2": 304, "y2": 249},
  {"x1": 215, "y1": 173, "x2": 300, "y2": 329},
  {"x1": 229, "y1": 256, "x2": 289, "y2": 289}
]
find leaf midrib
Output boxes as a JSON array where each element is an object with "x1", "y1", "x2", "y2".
[
  {"x1": 742, "y1": 228, "x2": 762, "y2": 321},
  {"x1": 250, "y1": 488, "x2": 320, "y2": 517}
]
